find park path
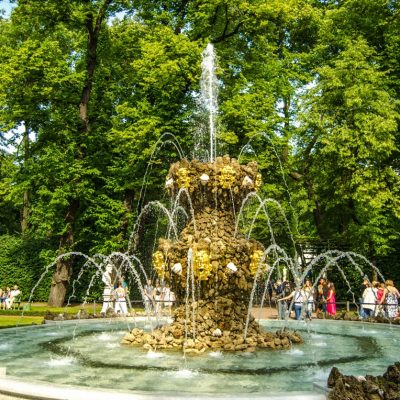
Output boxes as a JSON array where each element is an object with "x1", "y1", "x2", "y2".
[{"x1": 251, "y1": 306, "x2": 279, "y2": 320}]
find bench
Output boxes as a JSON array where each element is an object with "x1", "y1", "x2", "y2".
[{"x1": 11, "y1": 295, "x2": 22, "y2": 310}]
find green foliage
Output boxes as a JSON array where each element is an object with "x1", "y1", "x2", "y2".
[
  {"x1": 0, "y1": 0, "x2": 399, "y2": 302},
  {"x1": 0, "y1": 235, "x2": 54, "y2": 300}
]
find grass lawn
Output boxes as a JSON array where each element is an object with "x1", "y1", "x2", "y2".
[
  {"x1": 0, "y1": 301, "x2": 103, "y2": 316},
  {"x1": 0, "y1": 315, "x2": 44, "y2": 328},
  {"x1": 0, "y1": 302, "x2": 144, "y2": 319}
]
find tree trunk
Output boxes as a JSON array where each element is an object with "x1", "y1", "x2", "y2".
[
  {"x1": 48, "y1": 1, "x2": 111, "y2": 306},
  {"x1": 21, "y1": 123, "x2": 30, "y2": 233},
  {"x1": 48, "y1": 199, "x2": 79, "y2": 307},
  {"x1": 305, "y1": 179, "x2": 328, "y2": 241},
  {"x1": 47, "y1": 259, "x2": 71, "y2": 307},
  {"x1": 21, "y1": 190, "x2": 29, "y2": 233},
  {"x1": 122, "y1": 188, "x2": 135, "y2": 243},
  {"x1": 282, "y1": 95, "x2": 291, "y2": 163}
]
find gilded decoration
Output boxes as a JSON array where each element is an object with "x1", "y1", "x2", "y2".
[
  {"x1": 254, "y1": 173, "x2": 262, "y2": 191},
  {"x1": 176, "y1": 167, "x2": 191, "y2": 189},
  {"x1": 193, "y1": 250, "x2": 212, "y2": 280},
  {"x1": 218, "y1": 165, "x2": 236, "y2": 189},
  {"x1": 152, "y1": 250, "x2": 166, "y2": 280},
  {"x1": 249, "y1": 250, "x2": 267, "y2": 276}
]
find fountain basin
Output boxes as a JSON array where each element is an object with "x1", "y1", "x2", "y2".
[{"x1": 0, "y1": 318, "x2": 398, "y2": 399}]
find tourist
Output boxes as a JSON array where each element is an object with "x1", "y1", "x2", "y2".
[
  {"x1": 277, "y1": 283, "x2": 304, "y2": 320},
  {"x1": 380, "y1": 280, "x2": 400, "y2": 319},
  {"x1": 276, "y1": 281, "x2": 291, "y2": 319},
  {"x1": 120, "y1": 277, "x2": 132, "y2": 311},
  {"x1": 267, "y1": 278, "x2": 275, "y2": 300},
  {"x1": 374, "y1": 282, "x2": 385, "y2": 317},
  {"x1": 326, "y1": 282, "x2": 336, "y2": 316},
  {"x1": 316, "y1": 278, "x2": 327, "y2": 316},
  {"x1": 153, "y1": 281, "x2": 164, "y2": 315},
  {"x1": 358, "y1": 277, "x2": 369, "y2": 318},
  {"x1": 5, "y1": 285, "x2": 21, "y2": 310},
  {"x1": 2, "y1": 287, "x2": 11, "y2": 310},
  {"x1": 362, "y1": 281, "x2": 377, "y2": 318},
  {"x1": 303, "y1": 279, "x2": 315, "y2": 320},
  {"x1": 114, "y1": 281, "x2": 128, "y2": 315},
  {"x1": 0, "y1": 288, "x2": 6, "y2": 310},
  {"x1": 163, "y1": 284, "x2": 175, "y2": 316},
  {"x1": 274, "y1": 279, "x2": 282, "y2": 298},
  {"x1": 144, "y1": 279, "x2": 154, "y2": 313}
]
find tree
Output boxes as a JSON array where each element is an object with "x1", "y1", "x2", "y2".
[{"x1": 297, "y1": 36, "x2": 399, "y2": 257}]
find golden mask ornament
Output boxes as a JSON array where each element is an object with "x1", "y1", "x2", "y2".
[
  {"x1": 218, "y1": 166, "x2": 236, "y2": 189},
  {"x1": 249, "y1": 250, "x2": 267, "y2": 276},
  {"x1": 152, "y1": 250, "x2": 166, "y2": 280},
  {"x1": 192, "y1": 250, "x2": 212, "y2": 280},
  {"x1": 254, "y1": 173, "x2": 262, "y2": 191},
  {"x1": 176, "y1": 168, "x2": 191, "y2": 189}
]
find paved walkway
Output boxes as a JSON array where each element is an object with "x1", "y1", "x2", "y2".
[{"x1": 251, "y1": 306, "x2": 279, "y2": 319}]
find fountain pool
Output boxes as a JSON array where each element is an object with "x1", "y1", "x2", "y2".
[{"x1": 0, "y1": 319, "x2": 398, "y2": 399}]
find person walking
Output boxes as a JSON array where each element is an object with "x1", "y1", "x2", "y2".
[
  {"x1": 316, "y1": 278, "x2": 326, "y2": 316},
  {"x1": 362, "y1": 281, "x2": 377, "y2": 318},
  {"x1": 163, "y1": 284, "x2": 175, "y2": 316},
  {"x1": 380, "y1": 280, "x2": 400, "y2": 319},
  {"x1": 374, "y1": 282, "x2": 385, "y2": 317},
  {"x1": 358, "y1": 277, "x2": 369, "y2": 318},
  {"x1": 276, "y1": 281, "x2": 292, "y2": 319},
  {"x1": 144, "y1": 279, "x2": 154, "y2": 314},
  {"x1": 277, "y1": 284, "x2": 304, "y2": 320},
  {"x1": 326, "y1": 282, "x2": 336, "y2": 316},
  {"x1": 303, "y1": 279, "x2": 315, "y2": 320},
  {"x1": 153, "y1": 281, "x2": 164, "y2": 316},
  {"x1": 114, "y1": 281, "x2": 128, "y2": 316}
]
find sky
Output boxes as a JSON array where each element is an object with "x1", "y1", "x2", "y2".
[{"x1": 0, "y1": 0, "x2": 14, "y2": 18}]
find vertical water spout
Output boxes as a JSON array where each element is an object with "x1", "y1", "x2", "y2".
[{"x1": 198, "y1": 43, "x2": 218, "y2": 162}]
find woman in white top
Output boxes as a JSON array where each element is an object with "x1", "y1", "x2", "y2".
[
  {"x1": 362, "y1": 282, "x2": 377, "y2": 318},
  {"x1": 303, "y1": 279, "x2": 315, "y2": 320},
  {"x1": 114, "y1": 282, "x2": 128, "y2": 315},
  {"x1": 278, "y1": 286, "x2": 304, "y2": 320}
]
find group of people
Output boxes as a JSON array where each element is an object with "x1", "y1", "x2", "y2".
[
  {"x1": 144, "y1": 279, "x2": 176, "y2": 316},
  {"x1": 274, "y1": 276, "x2": 400, "y2": 321},
  {"x1": 275, "y1": 277, "x2": 336, "y2": 320},
  {"x1": 100, "y1": 265, "x2": 131, "y2": 316},
  {"x1": 101, "y1": 267, "x2": 176, "y2": 317},
  {"x1": 0, "y1": 285, "x2": 21, "y2": 310},
  {"x1": 360, "y1": 278, "x2": 400, "y2": 319}
]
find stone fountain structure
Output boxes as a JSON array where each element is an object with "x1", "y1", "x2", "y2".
[{"x1": 122, "y1": 155, "x2": 302, "y2": 352}]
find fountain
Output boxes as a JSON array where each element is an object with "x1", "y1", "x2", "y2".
[
  {"x1": 0, "y1": 44, "x2": 399, "y2": 400},
  {"x1": 121, "y1": 155, "x2": 302, "y2": 352}
]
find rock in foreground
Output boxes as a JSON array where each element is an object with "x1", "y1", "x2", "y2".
[{"x1": 327, "y1": 363, "x2": 400, "y2": 400}]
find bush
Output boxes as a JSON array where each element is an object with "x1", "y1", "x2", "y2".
[{"x1": 0, "y1": 234, "x2": 53, "y2": 301}]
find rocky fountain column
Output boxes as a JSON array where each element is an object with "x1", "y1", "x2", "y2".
[{"x1": 123, "y1": 155, "x2": 302, "y2": 352}]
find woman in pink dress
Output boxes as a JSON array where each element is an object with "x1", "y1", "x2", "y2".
[{"x1": 326, "y1": 282, "x2": 336, "y2": 316}]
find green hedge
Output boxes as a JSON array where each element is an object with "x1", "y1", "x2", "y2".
[{"x1": 0, "y1": 234, "x2": 54, "y2": 301}]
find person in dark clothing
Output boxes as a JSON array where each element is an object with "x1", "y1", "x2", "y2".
[{"x1": 277, "y1": 281, "x2": 292, "y2": 319}]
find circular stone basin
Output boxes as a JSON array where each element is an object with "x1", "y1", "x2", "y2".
[{"x1": 0, "y1": 318, "x2": 398, "y2": 398}]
